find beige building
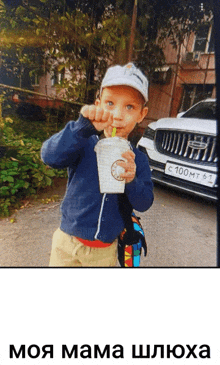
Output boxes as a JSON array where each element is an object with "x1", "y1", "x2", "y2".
[
  {"x1": 144, "y1": 22, "x2": 216, "y2": 130},
  {"x1": 26, "y1": 21, "x2": 216, "y2": 138}
]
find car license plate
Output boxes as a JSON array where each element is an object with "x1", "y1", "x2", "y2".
[{"x1": 165, "y1": 162, "x2": 217, "y2": 187}]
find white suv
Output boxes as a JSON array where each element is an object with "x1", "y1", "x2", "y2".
[{"x1": 137, "y1": 99, "x2": 217, "y2": 201}]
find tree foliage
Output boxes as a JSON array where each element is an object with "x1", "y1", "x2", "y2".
[
  {"x1": 0, "y1": 115, "x2": 67, "y2": 217},
  {"x1": 0, "y1": 0, "x2": 214, "y2": 103}
]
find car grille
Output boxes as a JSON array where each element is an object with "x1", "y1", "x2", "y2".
[{"x1": 155, "y1": 130, "x2": 217, "y2": 164}]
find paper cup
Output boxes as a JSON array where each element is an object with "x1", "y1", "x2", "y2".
[{"x1": 94, "y1": 137, "x2": 131, "y2": 193}]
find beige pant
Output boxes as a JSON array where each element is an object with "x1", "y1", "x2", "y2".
[{"x1": 49, "y1": 228, "x2": 118, "y2": 267}]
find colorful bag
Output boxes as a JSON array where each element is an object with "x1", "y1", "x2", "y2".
[{"x1": 117, "y1": 195, "x2": 147, "y2": 267}]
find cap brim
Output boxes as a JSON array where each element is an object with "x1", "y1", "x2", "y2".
[{"x1": 101, "y1": 78, "x2": 148, "y2": 102}]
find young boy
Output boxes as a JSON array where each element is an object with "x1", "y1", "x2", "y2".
[{"x1": 41, "y1": 63, "x2": 154, "y2": 267}]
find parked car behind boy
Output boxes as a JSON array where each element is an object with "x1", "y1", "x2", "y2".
[{"x1": 137, "y1": 99, "x2": 217, "y2": 201}]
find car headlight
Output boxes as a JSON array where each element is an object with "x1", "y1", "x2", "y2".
[{"x1": 143, "y1": 127, "x2": 156, "y2": 140}]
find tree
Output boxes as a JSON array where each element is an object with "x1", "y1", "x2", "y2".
[
  {"x1": 0, "y1": 0, "x2": 50, "y2": 89},
  {"x1": 0, "y1": 0, "x2": 214, "y2": 103},
  {"x1": 114, "y1": 0, "x2": 213, "y2": 72}
]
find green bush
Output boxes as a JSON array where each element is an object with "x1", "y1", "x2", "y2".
[{"x1": 0, "y1": 117, "x2": 67, "y2": 217}]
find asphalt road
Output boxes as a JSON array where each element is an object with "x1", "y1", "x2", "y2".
[
  {"x1": 139, "y1": 183, "x2": 217, "y2": 267},
  {"x1": 0, "y1": 179, "x2": 217, "y2": 267}
]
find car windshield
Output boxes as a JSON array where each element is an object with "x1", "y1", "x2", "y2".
[{"x1": 182, "y1": 101, "x2": 216, "y2": 120}]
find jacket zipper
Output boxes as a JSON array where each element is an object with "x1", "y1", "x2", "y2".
[{"x1": 94, "y1": 193, "x2": 106, "y2": 239}]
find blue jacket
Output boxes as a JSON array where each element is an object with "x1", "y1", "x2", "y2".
[{"x1": 41, "y1": 114, "x2": 154, "y2": 243}]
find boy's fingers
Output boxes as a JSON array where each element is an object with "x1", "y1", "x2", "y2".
[
  {"x1": 81, "y1": 105, "x2": 112, "y2": 122},
  {"x1": 101, "y1": 109, "x2": 111, "y2": 122},
  {"x1": 81, "y1": 105, "x2": 97, "y2": 120},
  {"x1": 96, "y1": 111, "x2": 113, "y2": 130},
  {"x1": 88, "y1": 105, "x2": 97, "y2": 121},
  {"x1": 121, "y1": 150, "x2": 135, "y2": 160},
  {"x1": 97, "y1": 109, "x2": 113, "y2": 124},
  {"x1": 117, "y1": 149, "x2": 136, "y2": 182},
  {"x1": 117, "y1": 159, "x2": 136, "y2": 172},
  {"x1": 80, "y1": 105, "x2": 89, "y2": 118},
  {"x1": 81, "y1": 105, "x2": 113, "y2": 131},
  {"x1": 116, "y1": 160, "x2": 126, "y2": 168},
  {"x1": 119, "y1": 168, "x2": 136, "y2": 183},
  {"x1": 95, "y1": 107, "x2": 106, "y2": 122}
]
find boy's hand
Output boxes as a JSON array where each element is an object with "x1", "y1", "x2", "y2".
[
  {"x1": 81, "y1": 105, "x2": 113, "y2": 132},
  {"x1": 117, "y1": 150, "x2": 136, "y2": 184}
]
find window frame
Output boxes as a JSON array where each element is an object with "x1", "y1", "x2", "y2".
[
  {"x1": 51, "y1": 68, "x2": 65, "y2": 87},
  {"x1": 31, "y1": 73, "x2": 40, "y2": 87},
  {"x1": 193, "y1": 24, "x2": 214, "y2": 54}
]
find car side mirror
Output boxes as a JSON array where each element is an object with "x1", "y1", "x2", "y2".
[{"x1": 177, "y1": 112, "x2": 185, "y2": 118}]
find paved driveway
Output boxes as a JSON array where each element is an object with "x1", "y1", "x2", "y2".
[{"x1": 0, "y1": 180, "x2": 217, "y2": 267}]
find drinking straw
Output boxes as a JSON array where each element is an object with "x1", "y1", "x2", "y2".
[{"x1": 112, "y1": 127, "x2": 117, "y2": 137}]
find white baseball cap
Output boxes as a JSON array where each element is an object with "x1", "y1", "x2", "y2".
[{"x1": 100, "y1": 63, "x2": 148, "y2": 102}]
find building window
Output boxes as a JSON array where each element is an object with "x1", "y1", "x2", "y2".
[
  {"x1": 180, "y1": 84, "x2": 214, "y2": 112},
  {"x1": 51, "y1": 68, "x2": 65, "y2": 86},
  {"x1": 193, "y1": 24, "x2": 214, "y2": 53},
  {"x1": 31, "y1": 73, "x2": 40, "y2": 86},
  {"x1": 152, "y1": 66, "x2": 172, "y2": 84}
]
